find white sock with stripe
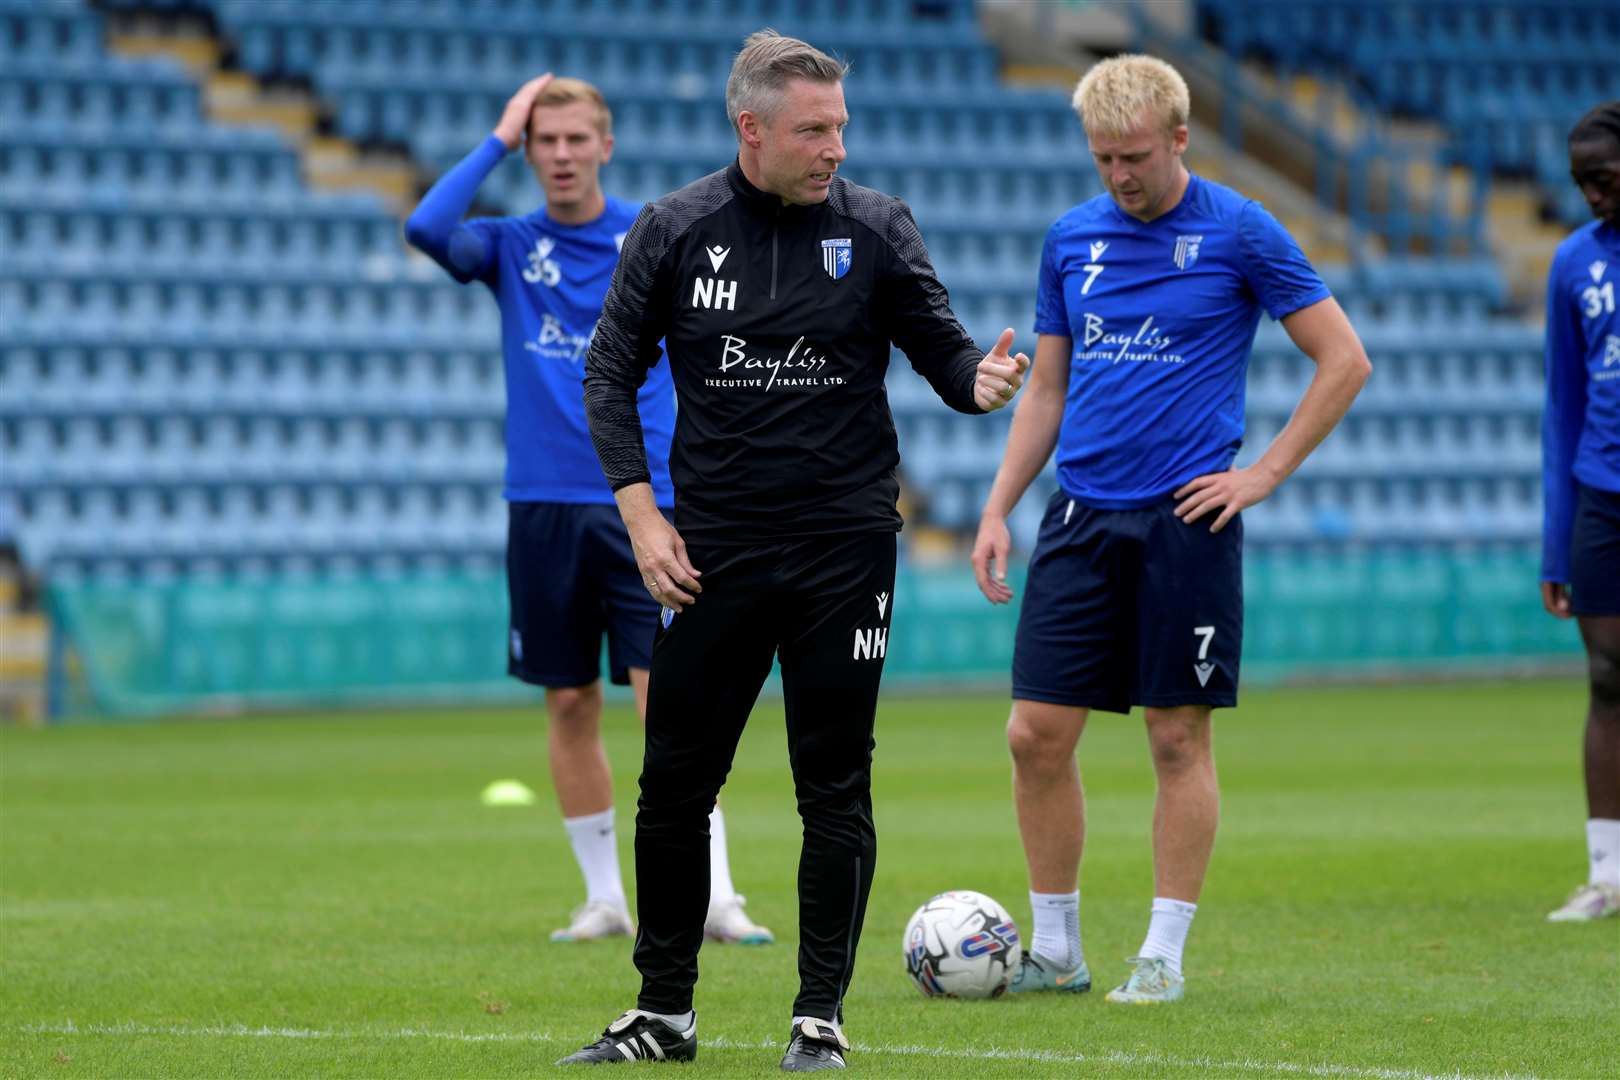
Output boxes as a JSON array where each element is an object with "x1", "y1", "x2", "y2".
[
  {"x1": 562, "y1": 808, "x2": 626, "y2": 909},
  {"x1": 1029, "y1": 889, "x2": 1082, "y2": 968},
  {"x1": 1138, "y1": 897, "x2": 1197, "y2": 978}
]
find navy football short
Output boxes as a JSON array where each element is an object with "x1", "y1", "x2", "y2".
[
  {"x1": 1012, "y1": 490, "x2": 1243, "y2": 714},
  {"x1": 506, "y1": 501, "x2": 663, "y2": 688},
  {"x1": 1571, "y1": 482, "x2": 1620, "y2": 617}
]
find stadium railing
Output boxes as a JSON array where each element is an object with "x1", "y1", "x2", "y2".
[{"x1": 43, "y1": 552, "x2": 1580, "y2": 721}]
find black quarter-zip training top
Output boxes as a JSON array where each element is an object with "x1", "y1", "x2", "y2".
[{"x1": 584, "y1": 160, "x2": 984, "y2": 545}]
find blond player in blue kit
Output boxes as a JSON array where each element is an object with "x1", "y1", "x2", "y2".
[{"x1": 972, "y1": 55, "x2": 1371, "y2": 1003}]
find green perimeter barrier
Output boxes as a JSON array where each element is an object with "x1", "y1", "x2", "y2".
[
  {"x1": 45, "y1": 549, "x2": 1582, "y2": 721},
  {"x1": 47, "y1": 572, "x2": 517, "y2": 719}
]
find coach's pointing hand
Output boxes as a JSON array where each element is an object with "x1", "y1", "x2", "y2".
[
  {"x1": 973, "y1": 328, "x2": 1030, "y2": 412},
  {"x1": 494, "y1": 73, "x2": 556, "y2": 151},
  {"x1": 614, "y1": 483, "x2": 702, "y2": 610}
]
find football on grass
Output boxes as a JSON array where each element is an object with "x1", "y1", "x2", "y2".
[{"x1": 902, "y1": 890, "x2": 1021, "y2": 999}]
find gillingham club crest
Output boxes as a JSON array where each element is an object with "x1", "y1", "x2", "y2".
[
  {"x1": 1173, "y1": 234, "x2": 1203, "y2": 270},
  {"x1": 821, "y1": 237, "x2": 852, "y2": 280}
]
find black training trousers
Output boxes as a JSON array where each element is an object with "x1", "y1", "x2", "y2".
[{"x1": 632, "y1": 531, "x2": 897, "y2": 1022}]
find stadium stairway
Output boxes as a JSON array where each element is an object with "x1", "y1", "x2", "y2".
[
  {"x1": 97, "y1": 1, "x2": 419, "y2": 210},
  {"x1": 1233, "y1": 51, "x2": 1574, "y2": 311},
  {"x1": 1186, "y1": 0, "x2": 1618, "y2": 308}
]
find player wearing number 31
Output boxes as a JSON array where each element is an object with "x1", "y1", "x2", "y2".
[
  {"x1": 1539, "y1": 100, "x2": 1620, "y2": 924},
  {"x1": 970, "y1": 55, "x2": 1370, "y2": 1004}
]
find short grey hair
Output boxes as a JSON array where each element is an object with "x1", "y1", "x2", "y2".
[{"x1": 725, "y1": 29, "x2": 848, "y2": 135}]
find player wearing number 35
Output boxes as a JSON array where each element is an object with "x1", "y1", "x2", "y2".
[
  {"x1": 403, "y1": 74, "x2": 770, "y2": 950},
  {"x1": 970, "y1": 55, "x2": 1370, "y2": 1004}
]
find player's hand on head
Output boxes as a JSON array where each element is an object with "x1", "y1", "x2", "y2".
[
  {"x1": 1173, "y1": 464, "x2": 1279, "y2": 533},
  {"x1": 971, "y1": 514, "x2": 1015, "y2": 605},
  {"x1": 494, "y1": 72, "x2": 555, "y2": 151},
  {"x1": 1541, "y1": 581, "x2": 1573, "y2": 619},
  {"x1": 974, "y1": 328, "x2": 1030, "y2": 412}
]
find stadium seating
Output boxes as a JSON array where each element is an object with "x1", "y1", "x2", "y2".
[
  {"x1": 1196, "y1": 0, "x2": 1620, "y2": 223},
  {"x1": 0, "y1": 0, "x2": 1556, "y2": 585}
]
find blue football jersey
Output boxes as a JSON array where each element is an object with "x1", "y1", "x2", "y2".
[
  {"x1": 1542, "y1": 220, "x2": 1620, "y2": 582},
  {"x1": 460, "y1": 197, "x2": 676, "y2": 506},
  {"x1": 1034, "y1": 175, "x2": 1331, "y2": 508}
]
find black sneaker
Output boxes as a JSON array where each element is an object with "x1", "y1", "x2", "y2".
[
  {"x1": 779, "y1": 1018, "x2": 849, "y2": 1072},
  {"x1": 555, "y1": 1010, "x2": 697, "y2": 1065}
]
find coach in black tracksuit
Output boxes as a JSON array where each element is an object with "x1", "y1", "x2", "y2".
[{"x1": 566, "y1": 30, "x2": 1027, "y2": 1071}]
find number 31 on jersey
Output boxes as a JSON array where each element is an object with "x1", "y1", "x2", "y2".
[{"x1": 1582, "y1": 281, "x2": 1615, "y2": 319}]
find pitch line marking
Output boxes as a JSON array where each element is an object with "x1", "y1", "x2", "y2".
[{"x1": 15, "y1": 1021, "x2": 1538, "y2": 1080}]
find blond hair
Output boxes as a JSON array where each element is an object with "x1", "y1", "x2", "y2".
[
  {"x1": 531, "y1": 76, "x2": 612, "y2": 137},
  {"x1": 726, "y1": 29, "x2": 848, "y2": 135},
  {"x1": 1072, "y1": 54, "x2": 1189, "y2": 139}
]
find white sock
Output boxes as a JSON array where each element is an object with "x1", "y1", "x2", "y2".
[
  {"x1": 1029, "y1": 890, "x2": 1082, "y2": 968},
  {"x1": 637, "y1": 1009, "x2": 694, "y2": 1033},
  {"x1": 708, "y1": 805, "x2": 737, "y2": 909},
  {"x1": 562, "y1": 808, "x2": 626, "y2": 909},
  {"x1": 1138, "y1": 897, "x2": 1197, "y2": 978},
  {"x1": 1588, "y1": 818, "x2": 1620, "y2": 888}
]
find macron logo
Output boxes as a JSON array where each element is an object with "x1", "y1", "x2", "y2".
[
  {"x1": 707, "y1": 245, "x2": 731, "y2": 273},
  {"x1": 877, "y1": 592, "x2": 889, "y2": 619},
  {"x1": 1089, "y1": 240, "x2": 1109, "y2": 262},
  {"x1": 1193, "y1": 662, "x2": 1215, "y2": 687},
  {"x1": 1591, "y1": 260, "x2": 1608, "y2": 284}
]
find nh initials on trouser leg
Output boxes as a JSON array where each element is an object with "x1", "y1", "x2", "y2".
[{"x1": 853, "y1": 627, "x2": 887, "y2": 660}]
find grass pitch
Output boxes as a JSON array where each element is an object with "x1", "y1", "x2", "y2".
[{"x1": 2, "y1": 682, "x2": 1616, "y2": 1078}]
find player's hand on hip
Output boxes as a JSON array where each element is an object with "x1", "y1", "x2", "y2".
[
  {"x1": 493, "y1": 72, "x2": 555, "y2": 150},
  {"x1": 627, "y1": 513, "x2": 702, "y2": 611},
  {"x1": 1541, "y1": 581, "x2": 1573, "y2": 619},
  {"x1": 971, "y1": 514, "x2": 1015, "y2": 605},
  {"x1": 973, "y1": 328, "x2": 1030, "y2": 412},
  {"x1": 1173, "y1": 464, "x2": 1278, "y2": 533}
]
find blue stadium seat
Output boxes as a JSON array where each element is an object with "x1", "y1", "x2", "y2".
[
  {"x1": 0, "y1": 5, "x2": 103, "y2": 68},
  {"x1": 0, "y1": 0, "x2": 1565, "y2": 574},
  {"x1": 1199, "y1": 0, "x2": 1620, "y2": 222}
]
